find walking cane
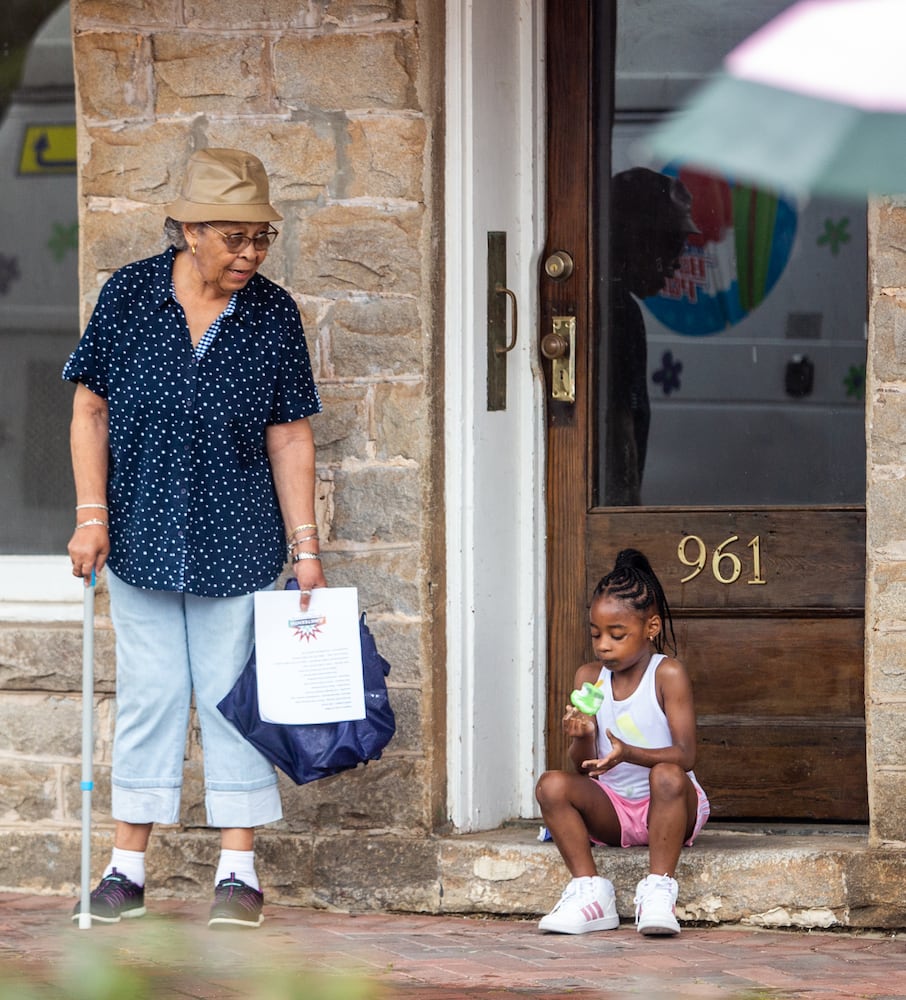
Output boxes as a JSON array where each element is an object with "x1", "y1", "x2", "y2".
[{"x1": 78, "y1": 569, "x2": 96, "y2": 930}]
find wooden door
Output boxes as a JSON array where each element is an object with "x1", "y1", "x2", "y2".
[{"x1": 542, "y1": 0, "x2": 868, "y2": 821}]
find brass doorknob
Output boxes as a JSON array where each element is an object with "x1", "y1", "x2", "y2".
[
  {"x1": 541, "y1": 331, "x2": 569, "y2": 359},
  {"x1": 544, "y1": 250, "x2": 574, "y2": 280}
]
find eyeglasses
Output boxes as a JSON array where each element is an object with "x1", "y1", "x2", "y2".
[{"x1": 203, "y1": 223, "x2": 279, "y2": 253}]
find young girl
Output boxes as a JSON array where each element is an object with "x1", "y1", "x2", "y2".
[{"x1": 535, "y1": 548, "x2": 709, "y2": 936}]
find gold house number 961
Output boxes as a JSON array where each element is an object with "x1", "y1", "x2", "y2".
[{"x1": 677, "y1": 534, "x2": 767, "y2": 586}]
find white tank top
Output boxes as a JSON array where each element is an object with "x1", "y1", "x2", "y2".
[{"x1": 594, "y1": 653, "x2": 702, "y2": 801}]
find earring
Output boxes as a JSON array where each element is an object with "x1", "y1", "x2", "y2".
[{"x1": 191, "y1": 244, "x2": 196, "y2": 256}]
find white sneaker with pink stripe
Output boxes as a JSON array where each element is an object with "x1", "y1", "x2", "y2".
[
  {"x1": 538, "y1": 876, "x2": 620, "y2": 934},
  {"x1": 634, "y1": 873, "x2": 681, "y2": 936}
]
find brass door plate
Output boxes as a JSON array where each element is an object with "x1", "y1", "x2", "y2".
[{"x1": 549, "y1": 315, "x2": 576, "y2": 402}]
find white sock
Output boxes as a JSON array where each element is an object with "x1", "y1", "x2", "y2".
[
  {"x1": 104, "y1": 848, "x2": 145, "y2": 888},
  {"x1": 215, "y1": 849, "x2": 259, "y2": 891}
]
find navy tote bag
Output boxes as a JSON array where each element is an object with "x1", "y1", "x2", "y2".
[{"x1": 217, "y1": 582, "x2": 395, "y2": 785}]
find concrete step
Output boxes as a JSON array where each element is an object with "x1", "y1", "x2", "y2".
[
  {"x1": 5, "y1": 822, "x2": 904, "y2": 930},
  {"x1": 436, "y1": 822, "x2": 906, "y2": 930}
]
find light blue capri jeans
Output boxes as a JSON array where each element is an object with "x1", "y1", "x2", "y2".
[{"x1": 106, "y1": 570, "x2": 282, "y2": 829}]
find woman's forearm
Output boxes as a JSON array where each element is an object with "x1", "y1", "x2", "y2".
[
  {"x1": 70, "y1": 383, "x2": 110, "y2": 504},
  {"x1": 266, "y1": 418, "x2": 326, "y2": 599},
  {"x1": 68, "y1": 383, "x2": 111, "y2": 579},
  {"x1": 266, "y1": 418, "x2": 318, "y2": 532}
]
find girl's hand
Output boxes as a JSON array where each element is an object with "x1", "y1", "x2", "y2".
[
  {"x1": 582, "y1": 728, "x2": 626, "y2": 775},
  {"x1": 562, "y1": 704, "x2": 595, "y2": 738}
]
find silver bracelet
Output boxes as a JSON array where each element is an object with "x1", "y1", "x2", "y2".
[
  {"x1": 286, "y1": 533, "x2": 318, "y2": 552},
  {"x1": 76, "y1": 503, "x2": 108, "y2": 511},
  {"x1": 77, "y1": 519, "x2": 108, "y2": 529},
  {"x1": 292, "y1": 552, "x2": 322, "y2": 563}
]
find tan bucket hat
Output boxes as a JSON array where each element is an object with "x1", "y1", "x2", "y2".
[{"x1": 164, "y1": 148, "x2": 282, "y2": 223}]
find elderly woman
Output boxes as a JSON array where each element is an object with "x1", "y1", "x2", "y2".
[{"x1": 65, "y1": 148, "x2": 325, "y2": 929}]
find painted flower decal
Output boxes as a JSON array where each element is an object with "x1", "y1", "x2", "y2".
[
  {"x1": 844, "y1": 364, "x2": 865, "y2": 401},
  {"x1": 817, "y1": 217, "x2": 851, "y2": 256},
  {"x1": 48, "y1": 221, "x2": 79, "y2": 262},
  {"x1": 653, "y1": 350, "x2": 683, "y2": 396}
]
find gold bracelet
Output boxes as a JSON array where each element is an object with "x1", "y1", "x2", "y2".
[{"x1": 287, "y1": 523, "x2": 317, "y2": 539}]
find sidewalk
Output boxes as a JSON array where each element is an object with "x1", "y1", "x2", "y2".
[{"x1": 1, "y1": 893, "x2": 906, "y2": 999}]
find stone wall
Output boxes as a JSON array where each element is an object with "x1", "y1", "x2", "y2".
[
  {"x1": 866, "y1": 199, "x2": 906, "y2": 846},
  {"x1": 0, "y1": 0, "x2": 445, "y2": 901}
]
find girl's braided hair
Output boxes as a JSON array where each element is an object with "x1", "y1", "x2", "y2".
[{"x1": 592, "y1": 548, "x2": 676, "y2": 654}]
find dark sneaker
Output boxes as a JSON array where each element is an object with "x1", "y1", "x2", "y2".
[
  {"x1": 71, "y1": 868, "x2": 146, "y2": 924},
  {"x1": 208, "y1": 873, "x2": 264, "y2": 929}
]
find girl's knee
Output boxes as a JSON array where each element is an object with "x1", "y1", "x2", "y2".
[
  {"x1": 535, "y1": 769, "x2": 571, "y2": 807},
  {"x1": 648, "y1": 762, "x2": 687, "y2": 800}
]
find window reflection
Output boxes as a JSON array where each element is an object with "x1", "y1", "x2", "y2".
[
  {"x1": 605, "y1": 168, "x2": 699, "y2": 505},
  {"x1": 0, "y1": 1, "x2": 78, "y2": 552},
  {"x1": 597, "y1": 2, "x2": 867, "y2": 508}
]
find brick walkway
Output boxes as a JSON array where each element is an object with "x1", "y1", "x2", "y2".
[{"x1": 1, "y1": 893, "x2": 906, "y2": 998}]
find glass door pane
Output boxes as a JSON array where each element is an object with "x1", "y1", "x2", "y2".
[{"x1": 596, "y1": 1, "x2": 867, "y2": 507}]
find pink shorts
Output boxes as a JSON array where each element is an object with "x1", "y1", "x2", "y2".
[{"x1": 590, "y1": 778, "x2": 711, "y2": 849}]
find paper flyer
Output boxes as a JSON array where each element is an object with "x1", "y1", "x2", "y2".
[{"x1": 253, "y1": 587, "x2": 365, "y2": 725}]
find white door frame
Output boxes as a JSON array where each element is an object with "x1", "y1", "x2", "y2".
[{"x1": 444, "y1": 0, "x2": 548, "y2": 831}]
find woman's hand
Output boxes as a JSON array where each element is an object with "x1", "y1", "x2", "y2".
[
  {"x1": 293, "y1": 558, "x2": 327, "y2": 611},
  {"x1": 68, "y1": 524, "x2": 110, "y2": 583}
]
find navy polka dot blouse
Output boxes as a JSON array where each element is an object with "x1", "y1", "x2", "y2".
[{"x1": 62, "y1": 247, "x2": 321, "y2": 598}]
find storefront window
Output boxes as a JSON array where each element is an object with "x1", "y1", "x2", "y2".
[
  {"x1": 0, "y1": 1, "x2": 78, "y2": 552},
  {"x1": 596, "y1": 1, "x2": 867, "y2": 507}
]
